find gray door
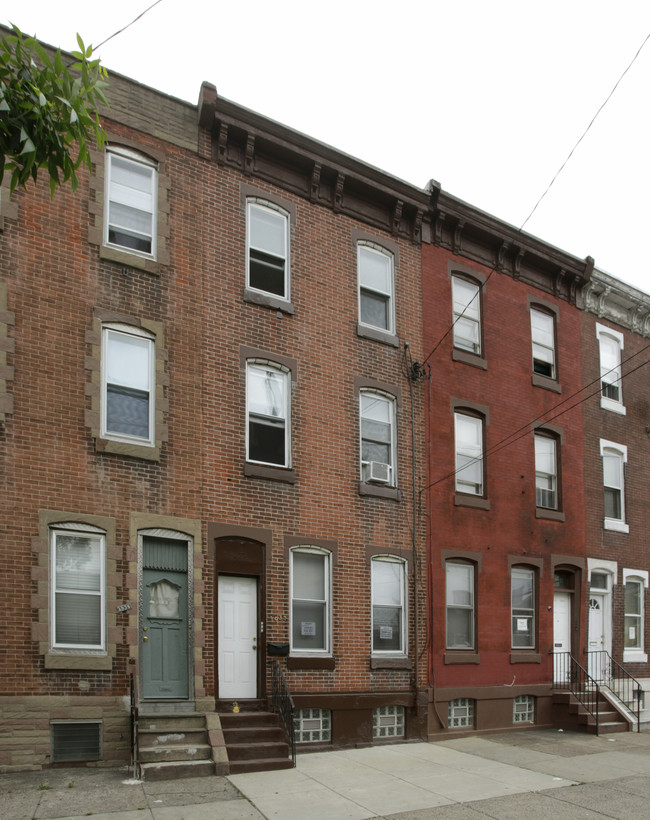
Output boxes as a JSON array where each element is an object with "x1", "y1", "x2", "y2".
[{"x1": 142, "y1": 538, "x2": 189, "y2": 699}]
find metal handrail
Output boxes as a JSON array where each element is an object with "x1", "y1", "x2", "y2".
[
  {"x1": 553, "y1": 652, "x2": 600, "y2": 734},
  {"x1": 586, "y1": 650, "x2": 642, "y2": 732},
  {"x1": 129, "y1": 663, "x2": 139, "y2": 778},
  {"x1": 270, "y1": 660, "x2": 296, "y2": 765}
]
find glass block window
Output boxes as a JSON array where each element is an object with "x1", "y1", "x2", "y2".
[
  {"x1": 448, "y1": 698, "x2": 474, "y2": 728},
  {"x1": 373, "y1": 705, "x2": 405, "y2": 739},
  {"x1": 294, "y1": 708, "x2": 331, "y2": 743},
  {"x1": 513, "y1": 695, "x2": 535, "y2": 723}
]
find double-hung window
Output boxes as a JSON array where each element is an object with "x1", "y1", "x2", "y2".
[
  {"x1": 291, "y1": 548, "x2": 331, "y2": 654},
  {"x1": 600, "y1": 440, "x2": 628, "y2": 532},
  {"x1": 535, "y1": 434, "x2": 557, "y2": 510},
  {"x1": 452, "y1": 276, "x2": 481, "y2": 355},
  {"x1": 530, "y1": 308, "x2": 556, "y2": 379},
  {"x1": 358, "y1": 243, "x2": 394, "y2": 334},
  {"x1": 454, "y1": 412, "x2": 484, "y2": 496},
  {"x1": 446, "y1": 562, "x2": 474, "y2": 649},
  {"x1": 371, "y1": 557, "x2": 406, "y2": 654},
  {"x1": 51, "y1": 526, "x2": 105, "y2": 650},
  {"x1": 511, "y1": 568, "x2": 535, "y2": 649},
  {"x1": 623, "y1": 570, "x2": 648, "y2": 661},
  {"x1": 596, "y1": 324, "x2": 625, "y2": 413},
  {"x1": 246, "y1": 200, "x2": 289, "y2": 300},
  {"x1": 102, "y1": 325, "x2": 155, "y2": 445},
  {"x1": 360, "y1": 391, "x2": 395, "y2": 485},
  {"x1": 246, "y1": 362, "x2": 290, "y2": 467},
  {"x1": 105, "y1": 148, "x2": 156, "y2": 257}
]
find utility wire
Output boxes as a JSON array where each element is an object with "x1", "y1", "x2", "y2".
[{"x1": 94, "y1": 0, "x2": 164, "y2": 51}]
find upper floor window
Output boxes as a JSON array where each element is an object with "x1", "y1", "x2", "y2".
[
  {"x1": 596, "y1": 323, "x2": 625, "y2": 414},
  {"x1": 101, "y1": 325, "x2": 155, "y2": 446},
  {"x1": 535, "y1": 433, "x2": 558, "y2": 510},
  {"x1": 530, "y1": 308, "x2": 556, "y2": 379},
  {"x1": 371, "y1": 557, "x2": 406, "y2": 654},
  {"x1": 446, "y1": 562, "x2": 475, "y2": 649},
  {"x1": 51, "y1": 526, "x2": 105, "y2": 651},
  {"x1": 454, "y1": 412, "x2": 484, "y2": 496},
  {"x1": 246, "y1": 200, "x2": 289, "y2": 301},
  {"x1": 600, "y1": 440, "x2": 628, "y2": 533},
  {"x1": 360, "y1": 391, "x2": 395, "y2": 486},
  {"x1": 623, "y1": 569, "x2": 648, "y2": 662},
  {"x1": 452, "y1": 276, "x2": 481, "y2": 355},
  {"x1": 246, "y1": 361, "x2": 290, "y2": 467},
  {"x1": 105, "y1": 148, "x2": 156, "y2": 257},
  {"x1": 290, "y1": 548, "x2": 331, "y2": 654},
  {"x1": 358, "y1": 243, "x2": 394, "y2": 334},
  {"x1": 511, "y1": 568, "x2": 535, "y2": 649}
]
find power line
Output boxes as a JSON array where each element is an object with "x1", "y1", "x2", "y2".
[{"x1": 94, "y1": 0, "x2": 164, "y2": 52}]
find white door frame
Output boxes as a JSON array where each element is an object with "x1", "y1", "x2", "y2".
[
  {"x1": 218, "y1": 575, "x2": 259, "y2": 699},
  {"x1": 553, "y1": 590, "x2": 571, "y2": 683}
]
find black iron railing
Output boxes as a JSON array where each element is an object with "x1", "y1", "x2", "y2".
[
  {"x1": 271, "y1": 660, "x2": 296, "y2": 765},
  {"x1": 586, "y1": 650, "x2": 642, "y2": 732},
  {"x1": 553, "y1": 652, "x2": 600, "y2": 734},
  {"x1": 129, "y1": 664, "x2": 139, "y2": 778}
]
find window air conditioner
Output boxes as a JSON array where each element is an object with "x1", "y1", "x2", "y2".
[{"x1": 368, "y1": 461, "x2": 391, "y2": 484}]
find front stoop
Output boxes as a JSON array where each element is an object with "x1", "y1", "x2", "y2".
[
  {"x1": 552, "y1": 691, "x2": 631, "y2": 735},
  {"x1": 138, "y1": 712, "x2": 228, "y2": 780},
  {"x1": 219, "y1": 708, "x2": 294, "y2": 774}
]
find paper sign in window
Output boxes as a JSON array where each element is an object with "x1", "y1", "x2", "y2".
[
  {"x1": 301, "y1": 622, "x2": 316, "y2": 636},
  {"x1": 516, "y1": 619, "x2": 528, "y2": 632}
]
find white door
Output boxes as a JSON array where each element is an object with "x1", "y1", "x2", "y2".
[
  {"x1": 588, "y1": 594, "x2": 606, "y2": 680},
  {"x1": 218, "y1": 576, "x2": 258, "y2": 699},
  {"x1": 553, "y1": 591, "x2": 571, "y2": 683}
]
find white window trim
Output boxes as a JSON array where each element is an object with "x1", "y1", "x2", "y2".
[
  {"x1": 446, "y1": 561, "x2": 475, "y2": 650},
  {"x1": 101, "y1": 324, "x2": 156, "y2": 447},
  {"x1": 622, "y1": 568, "x2": 648, "y2": 662},
  {"x1": 452, "y1": 275, "x2": 481, "y2": 355},
  {"x1": 51, "y1": 525, "x2": 106, "y2": 652},
  {"x1": 246, "y1": 360, "x2": 291, "y2": 468},
  {"x1": 596, "y1": 323, "x2": 626, "y2": 415},
  {"x1": 599, "y1": 439, "x2": 629, "y2": 533},
  {"x1": 104, "y1": 146, "x2": 157, "y2": 260},
  {"x1": 246, "y1": 199, "x2": 290, "y2": 302},
  {"x1": 530, "y1": 307, "x2": 556, "y2": 379},
  {"x1": 360, "y1": 390, "x2": 396, "y2": 487},
  {"x1": 454, "y1": 412, "x2": 484, "y2": 496},
  {"x1": 511, "y1": 567, "x2": 535, "y2": 650},
  {"x1": 290, "y1": 547, "x2": 332, "y2": 656},
  {"x1": 371, "y1": 556, "x2": 407, "y2": 656},
  {"x1": 534, "y1": 433, "x2": 558, "y2": 510},
  {"x1": 357, "y1": 242, "x2": 395, "y2": 334}
]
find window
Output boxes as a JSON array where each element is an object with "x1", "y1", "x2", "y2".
[
  {"x1": 513, "y1": 695, "x2": 535, "y2": 724},
  {"x1": 530, "y1": 308, "x2": 556, "y2": 379},
  {"x1": 294, "y1": 708, "x2": 331, "y2": 743},
  {"x1": 360, "y1": 392, "x2": 395, "y2": 485},
  {"x1": 51, "y1": 722, "x2": 102, "y2": 762},
  {"x1": 452, "y1": 276, "x2": 481, "y2": 355},
  {"x1": 51, "y1": 527, "x2": 105, "y2": 650},
  {"x1": 102, "y1": 325, "x2": 155, "y2": 445},
  {"x1": 535, "y1": 434, "x2": 557, "y2": 510},
  {"x1": 105, "y1": 148, "x2": 156, "y2": 256},
  {"x1": 454, "y1": 412, "x2": 484, "y2": 495},
  {"x1": 358, "y1": 243, "x2": 394, "y2": 333},
  {"x1": 372, "y1": 557, "x2": 406, "y2": 654},
  {"x1": 246, "y1": 200, "x2": 289, "y2": 300},
  {"x1": 511, "y1": 568, "x2": 535, "y2": 649},
  {"x1": 373, "y1": 706, "x2": 405, "y2": 739},
  {"x1": 247, "y1": 362, "x2": 289, "y2": 467},
  {"x1": 448, "y1": 698, "x2": 474, "y2": 728},
  {"x1": 290, "y1": 548, "x2": 331, "y2": 654},
  {"x1": 625, "y1": 579, "x2": 642, "y2": 651},
  {"x1": 596, "y1": 323, "x2": 625, "y2": 413},
  {"x1": 446, "y1": 562, "x2": 474, "y2": 649},
  {"x1": 600, "y1": 441, "x2": 628, "y2": 532}
]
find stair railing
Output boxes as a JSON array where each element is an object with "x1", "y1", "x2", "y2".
[
  {"x1": 552, "y1": 651, "x2": 600, "y2": 734},
  {"x1": 586, "y1": 650, "x2": 642, "y2": 732},
  {"x1": 271, "y1": 660, "x2": 296, "y2": 765},
  {"x1": 129, "y1": 661, "x2": 139, "y2": 778}
]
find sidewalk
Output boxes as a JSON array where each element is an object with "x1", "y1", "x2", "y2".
[{"x1": 4, "y1": 729, "x2": 650, "y2": 819}]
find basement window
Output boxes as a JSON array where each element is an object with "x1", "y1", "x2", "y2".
[
  {"x1": 51, "y1": 721, "x2": 102, "y2": 762},
  {"x1": 513, "y1": 695, "x2": 535, "y2": 723},
  {"x1": 373, "y1": 705, "x2": 405, "y2": 739},
  {"x1": 294, "y1": 708, "x2": 331, "y2": 743},
  {"x1": 448, "y1": 698, "x2": 474, "y2": 729}
]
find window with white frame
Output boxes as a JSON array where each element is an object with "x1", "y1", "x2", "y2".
[
  {"x1": 530, "y1": 308, "x2": 556, "y2": 379},
  {"x1": 513, "y1": 695, "x2": 535, "y2": 723},
  {"x1": 623, "y1": 569, "x2": 648, "y2": 662},
  {"x1": 291, "y1": 548, "x2": 331, "y2": 653},
  {"x1": 448, "y1": 698, "x2": 474, "y2": 728},
  {"x1": 372, "y1": 557, "x2": 406, "y2": 654},
  {"x1": 294, "y1": 708, "x2": 331, "y2": 743},
  {"x1": 105, "y1": 148, "x2": 156, "y2": 256},
  {"x1": 452, "y1": 276, "x2": 481, "y2": 355},
  {"x1": 360, "y1": 391, "x2": 395, "y2": 485},
  {"x1": 535, "y1": 433, "x2": 558, "y2": 510},
  {"x1": 454, "y1": 412, "x2": 484, "y2": 495},
  {"x1": 596, "y1": 323, "x2": 625, "y2": 413},
  {"x1": 511, "y1": 568, "x2": 535, "y2": 649},
  {"x1": 373, "y1": 705, "x2": 405, "y2": 739},
  {"x1": 358, "y1": 243, "x2": 394, "y2": 333},
  {"x1": 51, "y1": 526, "x2": 105, "y2": 650},
  {"x1": 446, "y1": 562, "x2": 475, "y2": 649},
  {"x1": 600, "y1": 440, "x2": 628, "y2": 532},
  {"x1": 102, "y1": 325, "x2": 155, "y2": 445},
  {"x1": 246, "y1": 361, "x2": 290, "y2": 467},
  {"x1": 246, "y1": 200, "x2": 289, "y2": 300}
]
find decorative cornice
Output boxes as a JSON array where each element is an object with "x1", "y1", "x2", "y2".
[{"x1": 583, "y1": 270, "x2": 650, "y2": 336}]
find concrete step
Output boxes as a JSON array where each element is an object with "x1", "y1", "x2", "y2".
[
  {"x1": 140, "y1": 759, "x2": 215, "y2": 781},
  {"x1": 228, "y1": 757, "x2": 295, "y2": 775},
  {"x1": 138, "y1": 729, "x2": 207, "y2": 747},
  {"x1": 139, "y1": 713, "x2": 206, "y2": 732},
  {"x1": 587, "y1": 721, "x2": 629, "y2": 734},
  {"x1": 219, "y1": 711, "x2": 281, "y2": 729},
  {"x1": 227, "y1": 741, "x2": 290, "y2": 761},
  {"x1": 222, "y1": 724, "x2": 286, "y2": 744},
  {"x1": 139, "y1": 743, "x2": 212, "y2": 763}
]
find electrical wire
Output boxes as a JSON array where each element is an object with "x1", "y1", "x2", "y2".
[{"x1": 94, "y1": 0, "x2": 164, "y2": 52}]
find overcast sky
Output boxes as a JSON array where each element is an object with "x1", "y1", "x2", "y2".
[{"x1": 7, "y1": 1, "x2": 650, "y2": 295}]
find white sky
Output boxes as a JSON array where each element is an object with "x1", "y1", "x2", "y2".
[{"x1": 7, "y1": 1, "x2": 650, "y2": 295}]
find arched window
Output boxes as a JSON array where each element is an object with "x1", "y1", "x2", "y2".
[
  {"x1": 246, "y1": 360, "x2": 290, "y2": 467},
  {"x1": 246, "y1": 199, "x2": 290, "y2": 300},
  {"x1": 360, "y1": 390, "x2": 396, "y2": 485},
  {"x1": 105, "y1": 146, "x2": 157, "y2": 257}
]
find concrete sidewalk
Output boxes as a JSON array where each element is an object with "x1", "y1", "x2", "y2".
[{"x1": 3, "y1": 729, "x2": 650, "y2": 819}]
